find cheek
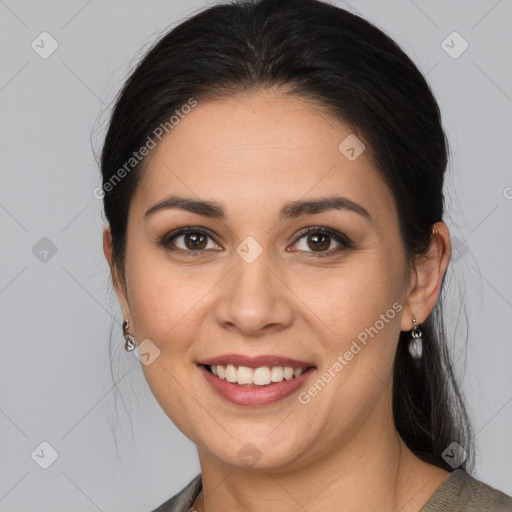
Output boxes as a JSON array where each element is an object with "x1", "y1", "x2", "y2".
[
  {"x1": 291, "y1": 253, "x2": 402, "y2": 396},
  {"x1": 125, "y1": 248, "x2": 213, "y2": 346},
  {"x1": 125, "y1": 254, "x2": 209, "y2": 436},
  {"x1": 291, "y1": 253, "x2": 401, "y2": 341}
]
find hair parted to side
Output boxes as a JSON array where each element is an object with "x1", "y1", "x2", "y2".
[{"x1": 100, "y1": 0, "x2": 473, "y2": 472}]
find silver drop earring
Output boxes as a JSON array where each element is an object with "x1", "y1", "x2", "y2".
[
  {"x1": 408, "y1": 315, "x2": 423, "y2": 360},
  {"x1": 123, "y1": 320, "x2": 136, "y2": 352}
]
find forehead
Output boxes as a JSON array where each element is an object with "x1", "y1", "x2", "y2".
[{"x1": 132, "y1": 91, "x2": 397, "y2": 224}]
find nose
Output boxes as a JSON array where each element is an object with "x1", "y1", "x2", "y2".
[{"x1": 213, "y1": 249, "x2": 294, "y2": 337}]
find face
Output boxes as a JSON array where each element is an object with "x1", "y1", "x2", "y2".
[{"x1": 108, "y1": 90, "x2": 416, "y2": 470}]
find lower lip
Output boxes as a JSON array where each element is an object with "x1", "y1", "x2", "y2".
[{"x1": 198, "y1": 365, "x2": 316, "y2": 406}]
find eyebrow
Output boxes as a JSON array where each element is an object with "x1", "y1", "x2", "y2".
[{"x1": 144, "y1": 194, "x2": 372, "y2": 223}]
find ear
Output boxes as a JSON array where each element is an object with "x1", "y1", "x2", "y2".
[
  {"x1": 400, "y1": 222, "x2": 451, "y2": 331},
  {"x1": 103, "y1": 225, "x2": 132, "y2": 321}
]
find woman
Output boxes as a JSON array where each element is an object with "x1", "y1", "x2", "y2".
[{"x1": 99, "y1": 0, "x2": 512, "y2": 510}]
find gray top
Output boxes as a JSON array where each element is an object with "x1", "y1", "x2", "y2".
[{"x1": 151, "y1": 469, "x2": 512, "y2": 511}]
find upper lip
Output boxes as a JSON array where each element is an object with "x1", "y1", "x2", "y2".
[{"x1": 198, "y1": 354, "x2": 315, "y2": 369}]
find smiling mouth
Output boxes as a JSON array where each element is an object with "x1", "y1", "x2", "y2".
[{"x1": 202, "y1": 363, "x2": 315, "y2": 387}]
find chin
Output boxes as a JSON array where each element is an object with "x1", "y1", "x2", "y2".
[{"x1": 202, "y1": 429, "x2": 311, "y2": 472}]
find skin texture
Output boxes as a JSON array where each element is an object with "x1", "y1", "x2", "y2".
[{"x1": 103, "y1": 90, "x2": 452, "y2": 511}]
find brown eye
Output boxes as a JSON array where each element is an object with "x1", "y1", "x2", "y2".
[
  {"x1": 183, "y1": 232, "x2": 208, "y2": 250},
  {"x1": 306, "y1": 233, "x2": 331, "y2": 251},
  {"x1": 291, "y1": 227, "x2": 352, "y2": 256},
  {"x1": 161, "y1": 227, "x2": 220, "y2": 255}
]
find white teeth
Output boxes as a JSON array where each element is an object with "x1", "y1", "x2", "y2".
[
  {"x1": 225, "y1": 364, "x2": 237, "y2": 383},
  {"x1": 271, "y1": 366, "x2": 284, "y2": 382},
  {"x1": 208, "y1": 364, "x2": 308, "y2": 386},
  {"x1": 237, "y1": 366, "x2": 253, "y2": 385},
  {"x1": 253, "y1": 367, "x2": 272, "y2": 385},
  {"x1": 283, "y1": 367, "x2": 294, "y2": 380}
]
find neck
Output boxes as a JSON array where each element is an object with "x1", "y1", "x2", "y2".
[{"x1": 192, "y1": 405, "x2": 450, "y2": 512}]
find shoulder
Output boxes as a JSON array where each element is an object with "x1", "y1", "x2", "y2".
[
  {"x1": 421, "y1": 469, "x2": 512, "y2": 512},
  {"x1": 150, "y1": 474, "x2": 202, "y2": 512}
]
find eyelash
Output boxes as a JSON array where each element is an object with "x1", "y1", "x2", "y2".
[{"x1": 159, "y1": 226, "x2": 353, "y2": 258}]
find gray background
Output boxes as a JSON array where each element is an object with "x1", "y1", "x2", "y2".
[{"x1": 1, "y1": 0, "x2": 511, "y2": 510}]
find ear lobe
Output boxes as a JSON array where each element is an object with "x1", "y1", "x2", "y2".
[
  {"x1": 400, "y1": 222, "x2": 451, "y2": 331},
  {"x1": 102, "y1": 225, "x2": 132, "y2": 319}
]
